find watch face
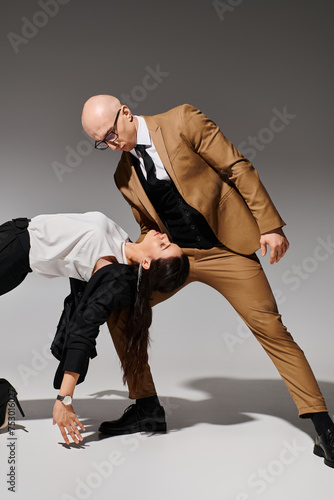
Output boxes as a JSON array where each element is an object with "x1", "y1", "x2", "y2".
[{"x1": 63, "y1": 395, "x2": 72, "y2": 406}]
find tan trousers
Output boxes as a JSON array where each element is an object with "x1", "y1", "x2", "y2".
[{"x1": 107, "y1": 245, "x2": 327, "y2": 417}]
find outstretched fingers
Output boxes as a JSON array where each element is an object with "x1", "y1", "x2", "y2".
[{"x1": 53, "y1": 401, "x2": 86, "y2": 445}]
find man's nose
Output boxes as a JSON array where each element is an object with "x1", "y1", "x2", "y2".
[{"x1": 108, "y1": 142, "x2": 118, "y2": 151}]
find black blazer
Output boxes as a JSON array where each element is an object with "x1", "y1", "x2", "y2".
[{"x1": 51, "y1": 263, "x2": 136, "y2": 389}]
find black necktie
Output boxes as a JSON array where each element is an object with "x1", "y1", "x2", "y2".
[{"x1": 135, "y1": 144, "x2": 157, "y2": 184}]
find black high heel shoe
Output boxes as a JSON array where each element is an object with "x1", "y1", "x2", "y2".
[{"x1": 0, "y1": 379, "x2": 25, "y2": 430}]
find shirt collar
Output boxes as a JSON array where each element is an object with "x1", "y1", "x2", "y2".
[{"x1": 134, "y1": 115, "x2": 152, "y2": 148}]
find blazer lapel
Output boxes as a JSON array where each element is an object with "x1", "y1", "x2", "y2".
[
  {"x1": 120, "y1": 152, "x2": 169, "y2": 233},
  {"x1": 143, "y1": 115, "x2": 184, "y2": 196}
]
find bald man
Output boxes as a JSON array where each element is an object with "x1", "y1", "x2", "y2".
[{"x1": 81, "y1": 95, "x2": 334, "y2": 467}]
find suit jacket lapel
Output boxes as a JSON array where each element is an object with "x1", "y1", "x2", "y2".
[
  {"x1": 143, "y1": 115, "x2": 184, "y2": 196},
  {"x1": 120, "y1": 152, "x2": 169, "y2": 233},
  {"x1": 117, "y1": 113, "x2": 183, "y2": 235}
]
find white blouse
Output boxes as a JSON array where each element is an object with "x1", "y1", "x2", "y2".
[{"x1": 27, "y1": 212, "x2": 129, "y2": 282}]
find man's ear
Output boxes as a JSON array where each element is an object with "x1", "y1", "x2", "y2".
[
  {"x1": 122, "y1": 105, "x2": 133, "y2": 120},
  {"x1": 141, "y1": 257, "x2": 151, "y2": 270}
]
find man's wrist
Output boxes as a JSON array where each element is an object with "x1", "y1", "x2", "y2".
[{"x1": 261, "y1": 227, "x2": 284, "y2": 235}]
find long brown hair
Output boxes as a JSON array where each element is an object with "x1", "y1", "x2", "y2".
[{"x1": 122, "y1": 254, "x2": 189, "y2": 388}]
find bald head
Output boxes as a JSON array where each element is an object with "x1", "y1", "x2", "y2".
[
  {"x1": 82, "y1": 95, "x2": 121, "y2": 140},
  {"x1": 81, "y1": 94, "x2": 138, "y2": 152}
]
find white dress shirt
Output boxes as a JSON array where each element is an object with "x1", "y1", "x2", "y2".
[
  {"x1": 131, "y1": 115, "x2": 171, "y2": 182},
  {"x1": 27, "y1": 212, "x2": 129, "y2": 282}
]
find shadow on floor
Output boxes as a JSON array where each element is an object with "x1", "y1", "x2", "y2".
[{"x1": 3, "y1": 377, "x2": 334, "y2": 446}]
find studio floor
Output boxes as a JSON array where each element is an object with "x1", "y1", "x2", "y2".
[
  {"x1": 1, "y1": 277, "x2": 334, "y2": 500},
  {"x1": 1, "y1": 376, "x2": 334, "y2": 500}
]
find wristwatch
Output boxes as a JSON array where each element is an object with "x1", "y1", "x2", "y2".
[{"x1": 57, "y1": 395, "x2": 73, "y2": 406}]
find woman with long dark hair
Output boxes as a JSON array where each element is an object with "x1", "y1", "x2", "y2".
[{"x1": 0, "y1": 212, "x2": 189, "y2": 443}]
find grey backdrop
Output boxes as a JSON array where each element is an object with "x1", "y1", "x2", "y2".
[{"x1": 0, "y1": 0, "x2": 333, "y2": 426}]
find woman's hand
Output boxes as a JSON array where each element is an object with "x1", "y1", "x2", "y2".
[{"x1": 53, "y1": 400, "x2": 85, "y2": 445}]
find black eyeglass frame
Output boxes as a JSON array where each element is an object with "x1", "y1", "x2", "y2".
[{"x1": 94, "y1": 109, "x2": 121, "y2": 150}]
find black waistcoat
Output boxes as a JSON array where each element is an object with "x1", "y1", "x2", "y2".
[{"x1": 131, "y1": 154, "x2": 220, "y2": 249}]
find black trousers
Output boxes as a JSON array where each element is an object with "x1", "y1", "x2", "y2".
[{"x1": 0, "y1": 218, "x2": 31, "y2": 296}]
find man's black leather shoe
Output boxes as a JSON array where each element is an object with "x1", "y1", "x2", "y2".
[
  {"x1": 313, "y1": 425, "x2": 334, "y2": 468},
  {"x1": 99, "y1": 403, "x2": 167, "y2": 436}
]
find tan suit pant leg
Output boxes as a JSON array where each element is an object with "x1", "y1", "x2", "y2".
[
  {"x1": 184, "y1": 246, "x2": 327, "y2": 417},
  {"x1": 107, "y1": 307, "x2": 157, "y2": 399}
]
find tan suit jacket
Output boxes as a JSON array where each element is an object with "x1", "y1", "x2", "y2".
[{"x1": 114, "y1": 104, "x2": 285, "y2": 255}]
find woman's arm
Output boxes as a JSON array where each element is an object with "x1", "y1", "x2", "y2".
[
  {"x1": 52, "y1": 371, "x2": 85, "y2": 445},
  {"x1": 52, "y1": 267, "x2": 135, "y2": 443}
]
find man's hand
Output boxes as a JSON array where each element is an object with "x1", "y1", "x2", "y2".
[
  {"x1": 53, "y1": 400, "x2": 85, "y2": 445},
  {"x1": 260, "y1": 228, "x2": 289, "y2": 264}
]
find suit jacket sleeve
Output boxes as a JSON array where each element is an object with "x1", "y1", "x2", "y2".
[
  {"x1": 51, "y1": 278, "x2": 87, "y2": 362},
  {"x1": 179, "y1": 104, "x2": 285, "y2": 234},
  {"x1": 53, "y1": 265, "x2": 136, "y2": 388}
]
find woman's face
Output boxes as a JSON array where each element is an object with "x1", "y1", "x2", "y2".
[{"x1": 142, "y1": 230, "x2": 183, "y2": 261}]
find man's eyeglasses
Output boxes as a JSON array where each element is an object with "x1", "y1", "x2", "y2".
[{"x1": 94, "y1": 109, "x2": 121, "y2": 150}]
